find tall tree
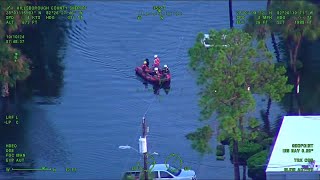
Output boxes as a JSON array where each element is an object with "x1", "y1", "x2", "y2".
[
  {"x1": 188, "y1": 29, "x2": 292, "y2": 180},
  {"x1": 269, "y1": 1, "x2": 320, "y2": 115},
  {"x1": 243, "y1": 15, "x2": 275, "y2": 135},
  {"x1": 270, "y1": 1, "x2": 320, "y2": 73},
  {"x1": 254, "y1": 62, "x2": 293, "y2": 135},
  {"x1": 243, "y1": 1, "x2": 294, "y2": 136}
]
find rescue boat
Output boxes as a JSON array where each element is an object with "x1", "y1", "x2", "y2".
[{"x1": 135, "y1": 66, "x2": 171, "y2": 85}]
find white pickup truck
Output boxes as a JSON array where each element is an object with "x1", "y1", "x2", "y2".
[{"x1": 123, "y1": 164, "x2": 197, "y2": 180}]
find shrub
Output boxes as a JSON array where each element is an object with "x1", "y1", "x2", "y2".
[
  {"x1": 247, "y1": 150, "x2": 268, "y2": 180},
  {"x1": 216, "y1": 145, "x2": 225, "y2": 156}
]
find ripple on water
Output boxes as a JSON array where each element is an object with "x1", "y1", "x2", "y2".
[
  {"x1": 26, "y1": 109, "x2": 71, "y2": 166},
  {"x1": 67, "y1": 21, "x2": 138, "y2": 79},
  {"x1": 1, "y1": 1, "x2": 278, "y2": 179},
  {"x1": 68, "y1": 20, "x2": 88, "y2": 48},
  {"x1": 70, "y1": 42, "x2": 133, "y2": 79}
]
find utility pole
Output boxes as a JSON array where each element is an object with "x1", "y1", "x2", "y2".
[{"x1": 142, "y1": 117, "x2": 148, "y2": 180}]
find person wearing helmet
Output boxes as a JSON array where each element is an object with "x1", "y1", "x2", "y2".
[
  {"x1": 142, "y1": 60, "x2": 150, "y2": 73},
  {"x1": 162, "y1": 64, "x2": 170, "y2": 74},
  {"x1": 153, "y1": 67, "x2": 161, "y2": 78},
  {"x1": 153, "y1": 55, "x2": 160, "y2": 67}
]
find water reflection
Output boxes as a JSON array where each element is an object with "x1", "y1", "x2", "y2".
[
  {"x1": 281, "y1": 39, "x2": 320, "y2": 115},
  {"x1": 0, "y1": 98, "x2": 70, "y2": 179},
  {"x1": 137, "y1": 76, "x2": 171, "y2": 95},
  {"x1": 12, "y1": 1, "x2": 70, "y2": 101},
  {"x1": 152, "y1": 82, "x2": 171, "y2": 95},
  {"x1": 0, "y1": 1, "x2": 72, "y2": 178},
  {"x1": 295, "y1": 40, "x2": 320, "y2": 114},
  {"x1": 25, "y1": 106, "x2": 71, "y2": 166},
  {"x1": 0, "y1": 98, "x2": 35, "y2": 178}
]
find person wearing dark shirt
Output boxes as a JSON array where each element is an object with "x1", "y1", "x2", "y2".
[{"x1": 145, "y1": 58, "x2": 150, "y2": 67}]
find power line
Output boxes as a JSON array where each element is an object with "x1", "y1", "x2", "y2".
[{"x1": 143, "y1": 96, "x2": 157, "y2": 118}]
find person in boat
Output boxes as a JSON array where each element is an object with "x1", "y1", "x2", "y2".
[
  {"x1": 151, "y1": 67, "x2": 161, "y2": 78},
  {"x1": 145, "y1": 58, "x2": 150, "y2": 67},
  {"x1": 162, "y1": 64, "x2": 170, "y2": 74},
  {"x1": 142, "y1": 60, "x2": 151, "y2": 73},
  {"x1": 153, "y1": 55, "x2": 160, "y2": 67}
]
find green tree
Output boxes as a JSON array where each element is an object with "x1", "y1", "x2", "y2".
[
  {"x1": 228, "y1": 117, "x2": 261, "y2": 180},
  {"x1": 264, "y1": 1, "x2": 320, "y2": 116},
  {"x1": 230, "y1": 141, "x2": 263, "y2": 180},
  {"x1": 185, "y1": 125, "x2": 213, "y2": 155},
  {"x1": 187, "y1": 29, "x2": 292, "y2": 180},
  {"x1": 244, "y1": 0, "x2": 281, "y2": 62},
  {"x1": 256, "y1": 0, "x2": 320, "y2": 116},
  {"x1": 254, "y1": 62, "x2": 293, "y2": 135},
  {"x1": 0, "y1": 1, "x2": 31, "y2": 97},
  {"x1": 0, "y1": 42, "x2": 30, "y2": 97},
  {"x1": 245, "y1": 0, "x2": 320, "y2": 116},
  {"x1": 270, "y1": 1, "x2": 320, "y2": 73},
  {"x1": 247, "y1": 150, "x2": 268, "y2": 180},
  {"x1": 0, "y1": 1, "x2": 30, "y2": 35},
  {"x1": 244, "y1": 1, "x2": 293, "y2": 136}
]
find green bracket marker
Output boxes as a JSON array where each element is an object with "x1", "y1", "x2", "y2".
[
  {"x1": 137, "y1": 15, "x2": 142, "y2": 20},
  {"x1": 165, "y1": 153, "x2": 183, "y2": 173}
]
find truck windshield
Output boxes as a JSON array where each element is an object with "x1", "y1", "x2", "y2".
[{"x1": 167, "y1": 166, "x2": 181, "y2": 176}]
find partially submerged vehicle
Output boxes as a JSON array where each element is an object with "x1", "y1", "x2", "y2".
[
  {"x1": 201, "y1": 34, "x2": 212, "y2": 48},
  {"x1": 151, "y1": 164, "x2": 197, "y2": 180},
  {"x1": 201, "y1": 33, "x2": 228, "y2": 48},
  {"x1": 122, "y1": 164, "x2": 197, "y2": 180}
]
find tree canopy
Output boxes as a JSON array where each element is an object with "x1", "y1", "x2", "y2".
[
  {"x1": 187, "y1": 28, "x2": 292, "y2": 179},
  {"x1": 244, "y1": 0, "x2": 320, "y2": 71},
  {"x1": 0, "y1": 1, "x2": 31, "y2": 96}
]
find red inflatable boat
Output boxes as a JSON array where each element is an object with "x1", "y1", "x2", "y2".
[{"x1": 135, "y1": 66, "x2": 171, "y2": 84}]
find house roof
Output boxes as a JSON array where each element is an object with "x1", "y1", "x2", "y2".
[{"x1": 266, "y1": 116, "x2": 320, "y2": 173}]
